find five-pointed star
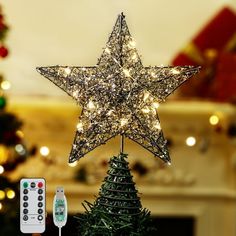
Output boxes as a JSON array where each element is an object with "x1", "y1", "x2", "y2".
[{"x1": 37, "y1": 13, "x2": 200, "y2": 164}]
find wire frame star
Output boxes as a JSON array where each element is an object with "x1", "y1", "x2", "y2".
[{"x1": 37, "y1": 13, "x2": 200, "y2": 164}]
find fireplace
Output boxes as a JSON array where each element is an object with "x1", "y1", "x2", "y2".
[{"x1": 152, "y1": 216, "x2": 195, "y2": 236}]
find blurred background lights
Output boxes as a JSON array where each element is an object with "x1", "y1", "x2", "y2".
[
  {"x1": 6, "y1": 189, "x2": 15, "y2": 199},
  {"x1": 0, "y1": 202, "x2": 2, "y2": 211},
  {"x1": 209, "y1": 115, "x2": 220, "y2": 125},
  {"x1": 1, "y1": 80, "x2": 11, "y2": 90},
  {"x1": 0, "y1": 190, "x2": 5, "y2": 200},
  {"x1": 186, "y1": 136, "x2": 196, "y2": 146},
  {"x1": 0, "y1": 165, "x2": 4, "y2": 174},
  {"x1": 40, "y1": 146, "x2": 50, "y2": 156}
]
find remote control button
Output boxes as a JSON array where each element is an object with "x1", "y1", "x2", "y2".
[
  {"x1": 23, "y1": 182, "x2": 28, "y2": 188},
  {"x1": 23, "y1": 196, "x2": 28, "y2": 201},
  {"x1": 38, "y1": 215, "x2": 43, "y2": 221},
  {"x1": 23, "y1": 189, "x2": 28, "y2": 194},
  {"x1": 38, "y1": 189, "x2": 43, "y2": 194},
  {"x1": 38, "y1": 196, "x2": 43, "y2": 201},
  {"x1": 23, "y1": 202, "x2": 28, "y2": 207},
  {"x1": 30, "y1": 182, "x2": 36, "y2": 188},
  {"x1": 38, "y1": 182, "x2": 43, "y2": 188},
  {"x1": 38, "y1": 209, "x2": 43, "y2": 214},
  {"x1": 23, "y1": 209, "x2": 28, "y2": 214},
  {"x1": 38, "y1": 202, "x2": 43, "y2": 207},
  {"x1": 23, "y1": 215, "x2": 28, "y2": 221}
]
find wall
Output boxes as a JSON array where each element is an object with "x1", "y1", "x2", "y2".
[{"x1": 1, "y1": 0, "x2": 236, "y2": 96}]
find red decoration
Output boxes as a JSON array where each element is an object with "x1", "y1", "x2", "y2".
[
  {"x1": 171, "y1": 7, "x2": 236, "y2": 102},
  {"x1": 213, "y1": 52, "x2": 236, "y2": 102},
  {"x1": 0, "y1": 45, "x2": 8, "y2": 57}
]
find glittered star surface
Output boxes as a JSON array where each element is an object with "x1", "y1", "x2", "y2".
[{"x1": 37, "y1": 13, "x2": 200, "y2": 164}]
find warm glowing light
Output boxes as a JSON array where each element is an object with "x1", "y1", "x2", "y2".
[
  {"x1": 123, "y1": 69, "x2": 131, "y2": 77},
  {"x1": 128, "y1": 39, "x2": 136, "y2": 48},
  {"x1": 68, "y1": 161, "x2": 78, "y2": 167},
  {"x1": 142, "y1": 107, "x2": 150, "y2": 114},
  {"x1": 16, "y1": 130, "x2": 24, "y2": 138},
  {"x1": 154, "y1": 122, "x2": 161, "y2": 130},
  {"x1": 131, "y1": 53, "x2": 137, "y2": 60},
  {"x1": 64, "y1": 67, "x2": 71, "y2": 75},
  {"x1": 0, "y1": 203, "x2": 2, "y2": 211},
  {"x1": 152, "y1": 102, "x2": 160, "y2": 109},
  {"x1": 15, "y1": 144, "x2": 24, "y2": 153},
  {"x1": 151, "y1": 72, "x2": 156, "y2": 78},
  {"x1": 186, "y1": 136, "x2": 196, "y2": 146},
  {"x1": 0, "y1": 190, "x2": 5, "y2": 200},
  {"x1": 120, "y1": 118, "x2": 128, "y2": 127},
  {"x1": 143, "y1": 92, "x2": 150, "y2": 101},
  {"x1": 105, "y1": 48, "x2": 110, "y2": 54},
  {"x1": 167, "y1": 161, "x2": 171, "y2": 166},
  {"x1": 171, "y1": 68, "x2": 180, "y2": 74},
  {"x1": 209, "y1": 115, "x2": 219, "y2": 125},
  {"x1": 0, "y1": 166, "x2": 4, "y2": 174},
  {"x1": 72, "y1": 90, "x2": 79, "y2": 98},
  {"x1": 107, "y1": 110, "x2": 113, "y2": 116},
  {"x1": 40, "y1": 146, "x2": 50, "y2": 156},
  {"x1": 1, "y1": 80, "x2": 11, "y2": 90},
  {"x1": 88, "y1": 100, "x2": 96, "y2": 110},
  {"x1": 76, "y1": 122, "x2": 83, "y2": 131},
  {"x1": 6, "y1": 189, "x2": 15, "y2": 199}
]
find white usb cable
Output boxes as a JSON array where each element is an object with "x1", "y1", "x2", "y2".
[{"x1": 53, "y1": 187, "x2": 67, "y2": 236}]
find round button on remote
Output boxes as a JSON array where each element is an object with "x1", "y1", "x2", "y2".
[
  {"x1": 23, "y1": 189, "x2": 28, "y2": 194},
  {"x1": 38, "y1": 189, "x2": 43, "y2": 194},
  {"x1": 23, "y1": 182, "x2": 28, "y2": 188},
  {"x1": 38, "y1": 215, "x2": 43, "y2": 221},
  {"x1": 38, "y1": 182, "x2": 43, "y2": 188},
  {"x1": 38, "y1": 196, "x2": 43, "y2": 201},
  {"x1": 38, "y1": 209, "x2": 43, "y2": 214},
  {"x1": 23, "y1": 202, "x2": 28, "y2": 207},
  {"x1": 38, "y1": 202, "x2": 43, "y2": 207},
  {"x1": 23, "y1": 196, "x2": 28, "y2": 201},
  {"x1": 30, "y1": 182, "x2": 36, "y2": 188},
  {"x1": 23, "y1": 215, "x2": 28, "y2": 221},
  {"x1": 23, "y1": 209, "x2": 28, "y2": 214}
]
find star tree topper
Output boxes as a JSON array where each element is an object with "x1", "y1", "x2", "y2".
[{"x1": 37, "y1": 13, "x2": 200, "y2": 164}]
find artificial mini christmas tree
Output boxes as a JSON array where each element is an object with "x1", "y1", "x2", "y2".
[
  {"x1": 77, "y1": 152, "x2": 154, "y2": 235},
  {"x1": 37, "y1": 13, "x2": 199, "y2": 235}
]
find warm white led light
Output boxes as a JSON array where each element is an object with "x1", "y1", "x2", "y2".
[
  {"x1": 0, "y1": 190, "x2": 5, "y2": 200},
  {"x1": 0, "y1": 203, "x2": 2, "y2": 211},
  {"x1": 128, "y1": 39, "x2": 136, "y2": 48},
  {"x1": 64, "y1": 67, "x2": 71, "y2": 75},
  {"x1": 154, "y1": 122, "x2": 161, "y2": 130},
  {"x1": 88, "y1": 100, "x2": 96, "y2": 110},
  {"x1": 123, "y1": 69, "x2": 131, "y2": 77},
  {"x1": 171, "y1": 68, "x2": 180, "y2": 74},
  {"x1": 142, "y1": 107, "x2": 150, "y2": 114},
  {"x1": 0, "y1": 166, "x2": 4, "y2": 175},
  {"x1": 143, "y1": 92, "x2": 150, "y2": 101},
  {"x1": 77, "y1": 122, "x2": 83, "y2": 131},
  {"x1": 6, "y1": 189, "x2": 15, "y2": 199},
  {"x1": 105, "y1": 48, "x2": 110, "y2": 54},
  {"x1": 1, "y1": 80, "x2": 11, "y2": 90},
  {"x1": 209, "y1": 115, "x2": 219, "y2": 125},
  {"x1": 152, "y1": 102, "x2": 160, "y2": 109},
  {"x1": 120, "y1": 118, "x2": 128, "y2": 127},
  {"x1": 40, "y1": 146, "x2": 50, "y2": 156},
  {"x1": 186, "y1": 136, "x2": 196, "y2": 146}
]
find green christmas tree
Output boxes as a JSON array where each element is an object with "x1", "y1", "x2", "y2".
[
  {"x1": 0, "y1": 6, "x2": 35, "y2": 235},
  {"x1": 77, "y1": 153, "x2": 155, "y2": 236}
]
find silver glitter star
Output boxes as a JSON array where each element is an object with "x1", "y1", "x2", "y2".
[{"x1": 37, "y1": 13, "x2": 200, "y2": 164}]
